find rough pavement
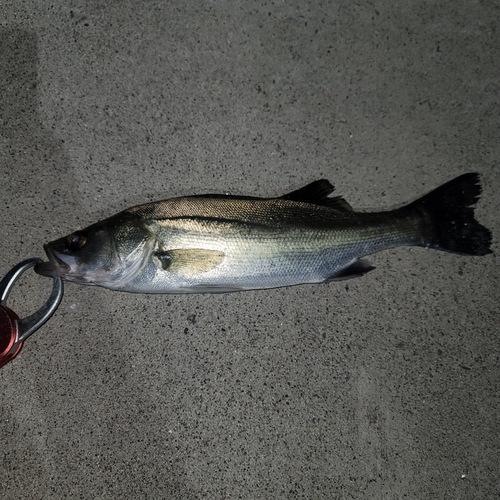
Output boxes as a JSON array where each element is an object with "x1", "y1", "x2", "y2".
[{"x1": 1, "y1": 2, "x2": 499, "y2": 498}]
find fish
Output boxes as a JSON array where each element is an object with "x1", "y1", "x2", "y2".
[{"x1": 34, "y1": 173, "x2": 492, "y2": 293}]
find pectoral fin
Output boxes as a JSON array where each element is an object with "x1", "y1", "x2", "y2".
[{"x1": 155, "y1": 248, "x2": 225, "y2": 275}]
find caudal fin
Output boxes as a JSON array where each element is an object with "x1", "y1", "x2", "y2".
[{"x1": 407, "y1": 173, "x2": 492, "y2": 256}]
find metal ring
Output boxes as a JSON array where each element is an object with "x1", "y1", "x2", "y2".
[{"x1": 0, "y1": 258, "x2": 64, "y2": 342}]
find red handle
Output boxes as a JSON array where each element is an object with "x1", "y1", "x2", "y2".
[{"x1": 0, "y1": 305, "x2": 23, "y2": 368}]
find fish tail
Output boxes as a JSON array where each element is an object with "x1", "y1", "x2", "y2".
[{"x1": 407, "y1": 173, "x2": 492, "y2": 256}]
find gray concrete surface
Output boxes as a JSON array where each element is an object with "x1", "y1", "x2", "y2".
[{"x1": 1, "y1": 1, "x2": 498, "y2": 498}]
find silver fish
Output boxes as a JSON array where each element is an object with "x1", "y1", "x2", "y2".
[{"x1": 35, "y1": 173, "x2": 492, "y2": 293}]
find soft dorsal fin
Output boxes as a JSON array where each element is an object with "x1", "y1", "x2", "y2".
[{"x1": 280, "y1": 179, "x2": 352, "y2": 211}]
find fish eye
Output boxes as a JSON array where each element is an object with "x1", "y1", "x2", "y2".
[{"x1": 66, "y1": 231, "x2": 87, "y2": 251}]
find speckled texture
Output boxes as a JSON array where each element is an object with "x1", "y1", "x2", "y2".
[{"x1": 0, "y1": 1, "x2": 498, "y2": 498}]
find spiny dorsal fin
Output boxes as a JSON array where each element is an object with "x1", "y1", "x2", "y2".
[
  {"x1": 155, "y1": 248, "x2": 224, "y2": 276},
  {"x1": 280, "y1": 179, "x2": 352, "y2": 211}
]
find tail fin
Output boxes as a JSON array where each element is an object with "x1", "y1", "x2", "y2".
[{"x1": 407, "y1": 173, "x2": 492, "y2": 256}]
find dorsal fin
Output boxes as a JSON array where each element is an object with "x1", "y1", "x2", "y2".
[
  {"x1": 280, "y1": 180, "x2": 352, "y2": 211},
  {"x1": 181, "y1": 179, "x2": 352, "y2": 210}
]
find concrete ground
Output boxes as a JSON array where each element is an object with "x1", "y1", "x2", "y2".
[{"x1": 1, "y1": 1, "x2": 498, "y2": 498}]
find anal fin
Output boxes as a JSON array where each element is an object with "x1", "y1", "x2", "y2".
[{"x1": 324, "y1": 260, "x2": 376, "y2": 282}]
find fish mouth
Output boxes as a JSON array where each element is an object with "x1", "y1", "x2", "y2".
[{"x1": 34, "y1": 244, "x2": 72, "y2": 278}]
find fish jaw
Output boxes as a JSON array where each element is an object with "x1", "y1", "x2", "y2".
[
  {"x1": 35, "y1": 242, "x2": 100, "y2": 285},
  {"x1": 34, "y1": 244, "x2": 72, "y2": 278}
]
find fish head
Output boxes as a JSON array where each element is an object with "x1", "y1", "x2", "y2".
[{"x1": 35, "y1": 216, "x2": 155, "y2": 288}]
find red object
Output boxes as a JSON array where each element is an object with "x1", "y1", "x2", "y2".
[{"x1": 0, "y1": 305, "x2": 23, "y2": 368}]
